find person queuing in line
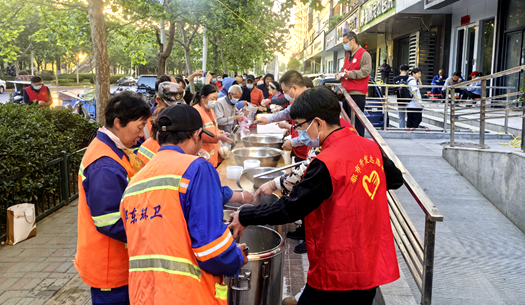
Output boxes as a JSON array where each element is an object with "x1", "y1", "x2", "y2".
[
  {"x1": 235, "y1": 75, "x2": 252, "y2": 103},
  {"x1": 379, "y1": 59, "x2": 391, "y2": 95},
  {"x1": 393, "y1": 64, "x2": 410, "y2": 129},
  {"x1": 260, "y1": 81, "x2": 285, "y2": 110},
  {"x1": 245, "y1": 75, "x2": 264, "y2": 106},
  {"x1": 120, "y1": 104, "x2": 251, "y2": 305},
  {"x1": 442, "y1": 71, "x2": 465, "y2": 99},
  {"x1": 406, "y1": 68, "x2": 424, "y2": 130},
  {"x1": 431, "y1": 69, "x2": 447, "y2": 99},
  {"x1": 337, "y1": 31, "x2": 372, "y2": 137},
  {"x1": 229, "y1": 86, "x2": 401, "y2": 305},
  {"x1": 75, "y1": 92, "x2": 151, "y2": 305},
  {"x1": 242, "y1": 73, "x2": 248, "y2": 82},
  {"x1": 461, "y1": 71, "x2": 483, "y2": 100},
  {"x1": 216, "y1": 84, "x2": 246, "y2": 133},
  {"x1": 173, "y1": 70, "x2": 204, "y2": 105},
  {"x1": 257, "y1": 73, "x2": 275, "y2": 99},
  {"x1": 192, "y1": 84, "x2": 234, "y2": 167},
  {"x1": 23, "y1": 76, "x2": 52, "y2": 107},
  {"x1": 256, "y1": 70, "x2": 309, "y2": 162}
]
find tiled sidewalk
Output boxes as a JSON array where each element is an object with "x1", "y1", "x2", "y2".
[{"x1": 0, "y1": 200, "x2": 85, "y2": 305}]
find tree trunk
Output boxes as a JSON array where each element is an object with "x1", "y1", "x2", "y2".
[
  {"x1": 221, "y1": 49, "x2": 227, "y2": 74},
  {"x1": 184, "y1": 45, "x2": 195, "y2": 94},
  {"x1": 157, "y1": 20, "x2": 176, "y2": 77},
  {"x1": 88, "y1": 0, "x2": 111, "y2": 125}
]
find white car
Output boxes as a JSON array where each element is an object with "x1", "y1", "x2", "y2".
[{"x1": 0, "y1": 79, "x2": 6, "y2": 94}]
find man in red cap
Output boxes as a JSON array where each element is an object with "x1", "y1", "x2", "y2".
[{"x1": 461, "y1": 71, "x2": 482, "y2": 100}]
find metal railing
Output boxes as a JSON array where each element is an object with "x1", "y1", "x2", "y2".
[
  {"x1": 0, "y1": 148, "x2": 86, "y2": 241},
  {"x1": 338, "y1": 84, "x2": 444, "y2": 305},
  {"x1": 447, "y1": 65, "x2": 525, "y2": 152}
]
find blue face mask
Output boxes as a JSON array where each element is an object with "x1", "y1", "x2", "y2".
[
  {"x1": 212, "y1": 78, "x2": 217, "y2": 83},
  {"x1": 247, "y1": 84, "x2": 254, "y2": 89},
  {"x1": 230, "y1": 98, "x2": 239, "y2": 105},
  {"x1": 297, "y1": 120, "x2": 320, "y2": 148},
  {"x1": 343, "y1": 43, "x2": 352, "y2": 51}
]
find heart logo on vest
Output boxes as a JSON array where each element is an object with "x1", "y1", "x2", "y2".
[
  {"x1": 362, "y1": 170, "x2": 380, "y2": 200},
  {"x1": 352, "y1": 58, "x2": 357, "y2": 64}
]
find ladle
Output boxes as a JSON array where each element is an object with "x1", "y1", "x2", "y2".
[{"x1": 238, "y1": 161, "x2": 305, "y2": 192}]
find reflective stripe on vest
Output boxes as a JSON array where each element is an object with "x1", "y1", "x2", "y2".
[
  {"x1": 79, "y1": 164, "x2": 86, "y2": 181},
  {"x1": 122, "y1": 175, "x2": 183, "y2": 199},
  {"x1": 192, "y1": 228, "x2": 234, "y2": 262},
  {"x1": 129, "y1": 254, "x2": 202, "y2": 281},
  {"x1": 209, "y1": 150, "x2": 215, "y2": 155},
  {"x1": 92, "y1": 212, "x2": 121, "y2": 228},
  {"x1": 137, "y1": 145, "x2": 155, "y2": 160},
  {"x1": 215, "y1": 283, "x2": 227, "y2": 300},
  {"x1": 203, "y1": 122, "x2": 215, "y2": 128}
]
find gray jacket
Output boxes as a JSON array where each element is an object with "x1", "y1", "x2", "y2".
[{"x1": 215, "y1": 97, "x2": 238, "y2": 133}]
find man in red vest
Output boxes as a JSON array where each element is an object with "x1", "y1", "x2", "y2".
[
  {"x1": 229, "y1": 86, "x2": 401, "y2": 305},
  {"x1": 23, "y1": 76, "x2": 52, "y2": 107},
  {"x1": 337, "y1": 31, "x2": 372, "y2": 137}
]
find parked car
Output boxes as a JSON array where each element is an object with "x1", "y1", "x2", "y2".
[
  {"x1": 7, "y1": 81, "x2": 32, "y2": 103},
  {"x1": 117, "y1": 76, "x2": 136, "y2": 86},
  {"x1": 317, "y1": 77, "x2": 386, "y2": 129},
  {"x1": 15, "y1": 75, "x2": 34, "y2": 81},
  {"x1": 136, "y1": 75, "x2": 157, "y2": 98},
  {"x1": 0, "y1": 79, "x2": 6, "y2": 94}
]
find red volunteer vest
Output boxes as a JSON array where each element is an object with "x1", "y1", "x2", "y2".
[
  {"x1": 75, "y1": 137, "x2": 134, "y2": 289},
  {"x1": 25, "y1": 85, "x2": 49, "y2": 103},
  {"x1": 341, "y1": 48, "x2": 370, "y2": 94},
  {"x1": 304, "y1": 128, "x2": 399, "y2": 291}
]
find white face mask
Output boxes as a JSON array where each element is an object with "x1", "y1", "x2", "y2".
[
  {"x1": 343, "y1": 43, "x2": 352, "y2": 51},
  {"x1": 33, "y1": 85, "x2": 42, "y2": 90},
  {"x1": 206, "y1": 99, "x2": 217, "y2": 109}
]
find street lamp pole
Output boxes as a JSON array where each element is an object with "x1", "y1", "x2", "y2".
[
  {"x1": 76, "y1": 54, "x2": 80, "y2": 84},
  {"x1": 202, "y1": 26, "x2": 207, "y2": 84}
]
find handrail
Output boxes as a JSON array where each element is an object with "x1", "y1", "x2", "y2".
[
  {"x1": 338, "y1": 84, "x2": 443, "y2": 305},
  {"x1": 450, "y1": 65, "x2": 525, "y2": 88}
]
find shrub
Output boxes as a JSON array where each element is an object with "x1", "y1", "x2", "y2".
[
  {"x1": 0, "y1": 103, "x2": 99, "y2": 205},
  {"x1": 58, "y1": 79, "x2": 76, "y2": 84},
  {"x1": 19, "y1": 70, "x2": 30, "y2": 75},
  {"x1": 41, "y1": 70, "x2": 55, "y2": 76},
  {"x1": 40, "y1": 72, "x2": 54, "y2": 81}
]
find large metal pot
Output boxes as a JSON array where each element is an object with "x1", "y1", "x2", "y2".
[
  {"x1": 231, "y1": 147, "x2": 283, "y2": 168},
  {"x1": 236, "y1": 167, "x2": 286, "y2": 190},
  {"x1": 224, "y1": 194, "x2": 280, "y2": 231},
  {"x1": 242, "y1": 135, "x2": 284, "y2": 150},
  {"x1": 226, "y1": 226, "x2": 285, "y2": 305}
]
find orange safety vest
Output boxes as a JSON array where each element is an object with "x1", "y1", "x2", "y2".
[
  {"x1": 194, "y1": 104, "x2": 219, "y2": 167},
  {"x1": 75, "y1": 137, "x2": 134, "y2": 289},
  {"x1": 120, "y1": 149, "x2": 228, "y2": 305},
  {"x1": 137, "y1": 137, "x2": 161, "y2": 166}
]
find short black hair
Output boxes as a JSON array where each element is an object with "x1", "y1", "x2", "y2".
[
  {"x1": 154, "y1": 116, "x2": 202, "y2": 146},
  {"x1": 303, "y1": 77, "x2": 314, "y2": 88},
  {"x1": 453, "y1": 71, "x2": 462, "y2": 77},
  {"x1": 399, "y1": 64, "x2": 410, "y2": 72},
  {"x1": 411, "y1": 68, "x2": 422, "y2": 75},
  {"x1": 270, "y1": 81, "x2": 282, "y2": 93},
  {"x1": 31, "y1": 76, "x2": 42, "y2": 83},
  {"x1": 105, "y1": 91, "x2": 151, "y2": 128},
  {"x1": 280, "y1": 70, "x2": 305, "y2": 88},
  {"x1": 222, "y1": 74, "x2": 228, "y2": 79},
  {"x1": 344, "y1": 31, "x2": 358, "y2": 44},
  {"x1": 155, "y1": 75, "x2": 172, "y2": 93},
  {"x1": 191, "y1": 84, "x2": 218, "y2": 106},
  {"x1": 290, "y1": 86, "x2": 341, "y2": 126},
  {"x1": 243, "y1": 73, "x2": 247, "y2": 76}
]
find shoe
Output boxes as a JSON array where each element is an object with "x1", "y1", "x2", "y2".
[
  {"x1": 282, "y1": 297, "x2": 298, "y2": 305},
  {"x1": 286, "y1": 226, "x2": 305, "y2": 240},
  {"x1": 294, "y1": 241, "x2": 307, "y2": 254}
]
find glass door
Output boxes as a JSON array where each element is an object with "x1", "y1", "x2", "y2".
[
  {"x1": 504, "y1": 30, "x2": 524, "y2": 93},
  {"x1": 455, "y1": 25, "x2": 477, "y2": 77}
]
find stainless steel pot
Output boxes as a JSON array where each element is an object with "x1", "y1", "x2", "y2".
[
  {"x1": 226, "y1": 226, "x2": 285, "y2": 305},
  {"x1": 231, "y1": 147, "x2": 283, "y2": 168},
  {"x1": 242, "y1": 135, "x2": 284, "y2": 150},
  {"x1": 236, "y1": 167, "x2": 286, "y2": 190},
  {"x1": 224, "y1": 195, "x2": 280, "y2": 231}
]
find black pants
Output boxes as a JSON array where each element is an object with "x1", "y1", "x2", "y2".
[
  {"x1": 461, "y1": 91, "x2": 481, "y2": 100},
  {"x1": 298, "y1": 284, "x2": 377, "y2": 305},
  {"x1": 342, "y1": 95, "x2": 366, "y2": 137},
  {"x1": 407, "y1": 108, "x2": 423, "y2": 128}
]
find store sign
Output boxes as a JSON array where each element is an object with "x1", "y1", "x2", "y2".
[
  {"x1": 461, "y1": 15, "x2": 470, "y2": 25},
  {"x1": 326, "y1": 29, "x2": 336, "y2": 49},
  {"x1": 304, "y1": 44, "x2": 313, "y2": 59},
  {"x1": 360, "y1": 0, "x2": 395, "y2": 31},
  {"x1": 336, "y1": 11, "x2": 359, "y2": 45},
  {"x1": 312, "y1": 32, "x2": 325, "y2": 56}
]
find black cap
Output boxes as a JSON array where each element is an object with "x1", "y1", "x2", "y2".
[
  {"x1": 246, "y1": 75, "x2": 256, "y2": 81},
  {"x1": 158, "y1": 104, "x2": 215, "y2": 138}
]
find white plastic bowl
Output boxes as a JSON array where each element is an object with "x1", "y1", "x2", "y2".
[
  {"x1": 227, "y1": 166, "x2": 244, "y2": 180},
  {"x1": 244, "y1": 159, "x2": 261, "y2": 169}
]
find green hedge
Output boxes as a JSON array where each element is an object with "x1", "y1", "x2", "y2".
[{"x1": 0, "y1": 103, "x2": 99, "y2": 197}]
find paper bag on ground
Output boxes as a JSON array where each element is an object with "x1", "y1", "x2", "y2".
[{"x1": 6, "y1": 203, "x2": 37, "y2": 245}]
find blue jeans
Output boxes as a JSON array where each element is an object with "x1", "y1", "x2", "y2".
[
  {"x1": 398, "y1": 105, "x2": 406, "y2": 128},
  {"x1": 91, "y1": 285, "x2": 129, "y2": 305}
]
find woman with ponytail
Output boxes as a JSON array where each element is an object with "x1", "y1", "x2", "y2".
[{"x1": 192, "y1": 84, "x2": 233, "y2": 167}]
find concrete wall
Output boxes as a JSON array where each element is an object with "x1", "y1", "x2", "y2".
[{"x1": 443, "y1": 147, "x2": 525, "y2": 233}]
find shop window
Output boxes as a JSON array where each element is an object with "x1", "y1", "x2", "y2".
[
  {"x1": 506, "y1": 0, "x2": 525, "y2": 31},
  {"x1": 480, "y1": 19, "x2": 495, "y2": 76}
]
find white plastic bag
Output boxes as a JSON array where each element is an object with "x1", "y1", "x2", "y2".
[
  {"x1": 6, "y1": 203, "x2": 37, "y2": 245},
  {"x1": 218, "y1": 141, "x2": 232, "y2": 159}
]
